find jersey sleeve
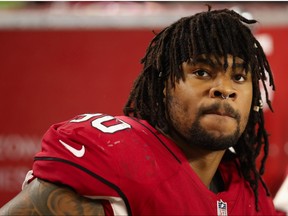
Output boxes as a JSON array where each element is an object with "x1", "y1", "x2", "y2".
[
  {"x1": 33, "y1": 113, "x2": 182, "y2": 216},
  {"x1": 33, "y1": 113, "x2": 132, "y2": 198}
]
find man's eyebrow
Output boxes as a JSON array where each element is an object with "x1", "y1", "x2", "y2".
[
  {"x1": 188, "y1": 58, "x2": 216, "y2": 67},
  {"x1": 233, "y1": 63, "x2": 247, "y2": 68},
  {"x1": 188, "y1": 57, "x2": 247, "y2": 69}
]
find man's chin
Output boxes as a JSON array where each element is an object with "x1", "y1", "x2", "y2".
[
  {"x1": 199, "y1": 119, "x2": 238, "y2": 138},
  {"x1": 204, "y1": 130, "x2": 237, "y2": 139},
  {"x1": 186, "y1": 125, "x2": 240, "y2": 151}
]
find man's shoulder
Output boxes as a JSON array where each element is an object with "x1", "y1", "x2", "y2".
[
  {"x1": 44, "y1": 113, "x2": 153, "y2": 150},
  {"x1": 35, "y1": 113, "x2": 161, "y2": 163},
  {"x1": 33, "y1": 113, "x2": 174, "y2": 197}
]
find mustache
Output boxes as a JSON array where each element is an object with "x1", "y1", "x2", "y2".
[{"x1": 198, "y1": 103, "x2": 241, "y2": 121}]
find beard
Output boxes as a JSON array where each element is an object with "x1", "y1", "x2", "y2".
[
  {"x1": 169, "y1": 103, "x2": 242, "y2": 151},
  {"x1": 184, "y1": 117, "x2": 240, "y2": 151}
]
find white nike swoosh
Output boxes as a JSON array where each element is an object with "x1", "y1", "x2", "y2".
[{"x1": 59, "y1": 139, "x2": 85, "y2": 158}]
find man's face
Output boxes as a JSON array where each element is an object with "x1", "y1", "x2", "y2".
[{"x1": 165, "y1": 54, "x2": 253, "y2": 150}]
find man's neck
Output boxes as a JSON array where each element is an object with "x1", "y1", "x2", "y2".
[
  {"x1": 165, "y1": 130, "x2": 226, "y2": 188},
  {"x1": 185, "y1": 146, "x2": 226, "y2": 188}
]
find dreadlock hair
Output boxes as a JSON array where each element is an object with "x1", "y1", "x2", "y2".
[{"x1": 123, "y1": 6, "x2": 275, "y2": 211}]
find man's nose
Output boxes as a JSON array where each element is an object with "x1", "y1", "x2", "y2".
[{"x1": 209, "y1": 76, "x2": 237, "y2": 100}]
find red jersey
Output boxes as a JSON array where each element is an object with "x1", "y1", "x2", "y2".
[{"x1": 32, "y1": 113, "x2": 277, "y2": 215}]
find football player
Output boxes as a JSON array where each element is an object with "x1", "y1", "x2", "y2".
[{"x1": 0, "y1": 6, "x2": 280, "y2": 215}]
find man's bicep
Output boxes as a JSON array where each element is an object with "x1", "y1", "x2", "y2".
[{"x1": 0, "y1": 178, "x2": 105, "y2": 216}]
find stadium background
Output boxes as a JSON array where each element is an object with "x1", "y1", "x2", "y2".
[{"x1": 0, "y1": 1, "x2": 287, "y2": 206}]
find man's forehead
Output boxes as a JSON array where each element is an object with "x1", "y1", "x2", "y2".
[
  {"x1": 186, "y1": 54, "x2": 250, "y2": 72},
  {"x1": 188, "y1": 54, "x2": 246, "y2": 65}
]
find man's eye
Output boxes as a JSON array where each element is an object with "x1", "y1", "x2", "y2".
[
  {"x1": 193, "y1": 69, "x2": 210, "y2": 77},
  {"x1": 234, "y1": 74, "x2": 246, "y2": 82}
]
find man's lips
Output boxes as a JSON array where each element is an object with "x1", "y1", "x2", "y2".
[
  {"x1": 203, "y1": 110, "x2": 235, "y2": 118},
  {"x1": 198, "y1": 103, "x2": 240, "y2": 122}
]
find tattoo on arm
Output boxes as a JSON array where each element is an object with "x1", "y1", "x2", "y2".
[{"x1": 0, "y1": 179, "x2": 105, "y2": 216}]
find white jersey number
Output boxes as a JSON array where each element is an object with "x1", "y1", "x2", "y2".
[{"x1": 70, "y1": 113, "x2": 131, "y2": 133}]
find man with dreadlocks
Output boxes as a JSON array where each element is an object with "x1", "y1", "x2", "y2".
[{"x1": 0, "y1": 7, "x2": 280, "y2": 216}]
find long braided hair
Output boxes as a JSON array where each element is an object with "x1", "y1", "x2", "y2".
[{"x1": 123, "y1": 6, "x2": 275, "y2": 210}]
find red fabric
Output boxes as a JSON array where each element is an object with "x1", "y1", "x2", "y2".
[
  {"x1": 33, "y1": 113, "x2": 278, "y2": 215},
  {"x1": 101, "y1": 200, "x2": 114, "y2": 216}
]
